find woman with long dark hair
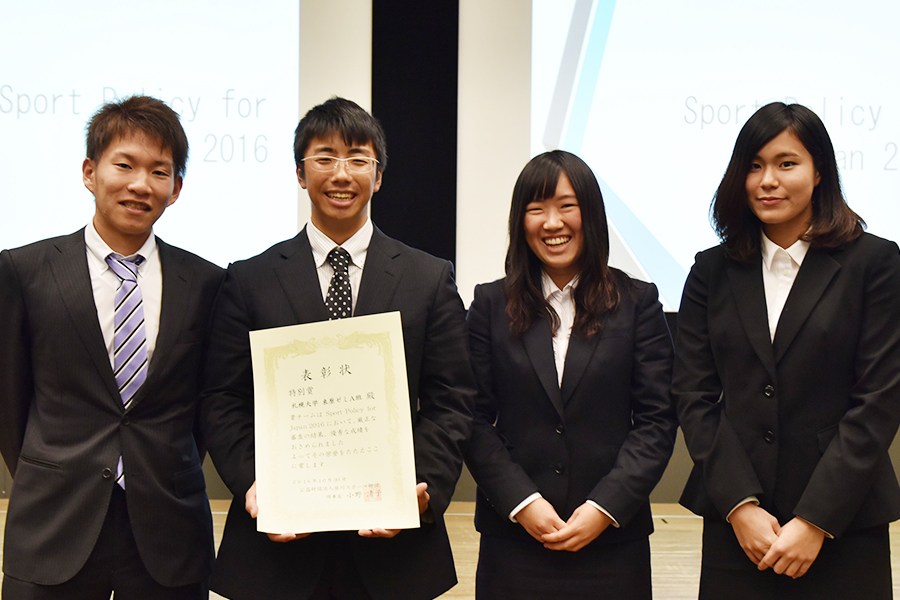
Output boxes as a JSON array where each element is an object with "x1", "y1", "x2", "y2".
[
  {"x1": 465, "y1": 150, "x2": 677, "y2": 599},
  {"x1": 675, "y1": 102, "x2": 900, "y2": 599}
]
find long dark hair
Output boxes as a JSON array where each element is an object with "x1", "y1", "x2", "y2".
[
  {"x1": 506, "y1": 150, "x2": 619, "y2": 337},
  {"x1": 712, "y1": 102, "x2": 863, "y2": 261}
]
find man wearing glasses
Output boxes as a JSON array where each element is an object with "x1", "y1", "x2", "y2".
[{"x1": 202, "y1": 97, "x2": 475, "y2": 600}]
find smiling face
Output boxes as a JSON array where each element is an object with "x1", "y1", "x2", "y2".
[
  {"x1": 83, "y1": 131, "x2": 182, "y2": 255},
  {"x1": 523, "y1": 172, "x2": 583, "y2": 288},
  {"x1": 746, "y1": 128, "x2": 821, "y2": 248},
  {"x1": 297, "y1": 132, "x2": 382, "y2": 244}
]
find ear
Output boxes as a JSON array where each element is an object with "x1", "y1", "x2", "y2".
[
  {"x1": 82, "y1": 158, "x2": 96, "y2": 194},
  {"x1": 167, "y1": 175, "x2": 183, "y2": 207},
  {"x1": 297, "y1": 166, "x2": 308, "y2": 190},
  {"x1": 373, "y1": 168, "x2": 382, "y2": 193},
  {"x1": 814, "y1": 169, "x2": 821, "y2": 187}
]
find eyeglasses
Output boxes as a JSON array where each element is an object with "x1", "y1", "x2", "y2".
[{"x1": 301, "y1": 155, "x2": 380, "y2": 174}]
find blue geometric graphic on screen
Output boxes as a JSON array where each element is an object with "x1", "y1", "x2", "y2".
[
  {"x1": 542, "y1": 0, "x2": 593, "y2": 151},
  {"x1": 595, "y1": 177, "x2": 688, "y2": 309},
  {"x1": 563, "y1": 1, "x2": 615, "y2": 152},
  {"x1": 551, "y1": 0, "x2": 686, "y2": 307}
]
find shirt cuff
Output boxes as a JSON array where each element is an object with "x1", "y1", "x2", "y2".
[
  {"x1": 509, "y1": 493, "x2": 542, "y2": 522},
  {"x1": 796, "y1": 516, "x2": 834, "y2": 539},
  {"x1": 585, "y1": 500, "x2": 620, "y2": 528},
  {"x1": 726, "y1": 496, "x2": 759, "y2": 522}
]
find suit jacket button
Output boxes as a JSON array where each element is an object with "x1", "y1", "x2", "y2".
[
  {"x1": 764, "y1": 430, "x2": 776, "y2": 443},
  {"x1": 122, "y1": 416, "x2": 130, "y2": 426},
  {"x1": 556, "y1": 424, "x2": 565, "y2": 435},
  {"x1": 102, "y1": 468, "x2": 113, "y2": 479},
  {"x1": 554, "y1": 463, "x2": 565, "y2": 474},
  {"x1": 764, "y1": 385, "x2": 775, "y2": 397}
]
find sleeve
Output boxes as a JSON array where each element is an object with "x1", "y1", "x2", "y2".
[
  {"x1": 794, "y1": 240, "x2": 900, "y2": 536},
  {"x1": 510, "y1": 492, "x2": 543, "y2": 522},
  {"x1": 585, "y1": 282, "x2": 678, "y2": 526},
  {"x1": 191, "y1": 264, "x2": 227, "y2": 464},
  {"x1": 463, "y1": 283, "x2": 542, "y2": 517},
  {"x1": 199, "y1": 264, "x2": 257, "y2": 498},
  {"x1": 673, "y1": 253, "x2": 765, "y2": 518},
  {"x1": 0, "y1": 249, "x2": 32, "y2": 476},
  {"x1": 410, "y1": 261, "x2": 476, "y2": 518},
  {"x1": 585, "y1": 500, "x2": 620, "y2": 528}
]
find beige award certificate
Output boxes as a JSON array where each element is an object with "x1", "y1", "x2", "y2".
[{"x1": 249, "y1": 311, "x2": 419, "y2": 534}]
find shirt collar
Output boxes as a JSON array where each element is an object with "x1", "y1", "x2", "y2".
[
  {"x1": 541, "y1": 270, "x2": 578, "y2": 300},
  {"x1": 85, "y1": 221, "x2": 157, "y2": 272},
  {"x1": 760, "y1": 230, "x2": 809, "y2": 271},
  {"x1": 307, "y1": 219, "x2": 374, "y2": 270}
]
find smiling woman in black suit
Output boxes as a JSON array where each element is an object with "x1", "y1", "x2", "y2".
[
  {"x1": 674, "y1": 102, "x2": 900, "y2": 599},
  {"x1": 464, "y1": 150, "x2": 678, "y2": 599}
]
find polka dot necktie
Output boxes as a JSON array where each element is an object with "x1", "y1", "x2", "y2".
[{"x1": 325, "y1": 247, "x2": 352, "y2": 319}]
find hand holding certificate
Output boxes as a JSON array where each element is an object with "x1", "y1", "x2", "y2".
[{"x1": 249, "y1": 312, "x2": 420, "y2": 534}]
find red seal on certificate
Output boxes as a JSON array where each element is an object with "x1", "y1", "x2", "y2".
[{"x1": 364, "y1": 483, "x2": 382, "y2": 502}]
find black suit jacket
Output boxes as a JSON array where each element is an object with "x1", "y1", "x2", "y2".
[
  {"x1": 0, "y1": 229, "x2": 223, "y2": 586},
  {"x1": 201, "y1": 227, "x2": 475, "y2": 600},
  {"x1": 464, "y1": 273, "x2": 677, "y2": 548},
  {"x1": 674, "y1": 232, "x2": 900, "y2": 537}
]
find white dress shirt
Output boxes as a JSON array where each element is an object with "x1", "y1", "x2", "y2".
[
  {"x1": 85, "y1": 222, "x2": 163, "y2": 368},
  {"x1": 509, "y1": 271, "x2": 619, "y2": 528},
  {"x1": 761, "y1": 232, "x2": 809, "y2": 342},
  {"x1": 306, "y1": 219, "x2": 373, "y2": 314},
  {"x1": 545, "y1": 272, "x2": 577, "y2": 387}
]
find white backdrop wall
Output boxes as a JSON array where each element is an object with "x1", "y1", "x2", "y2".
[
  {"x1": 456, "y1": 0, "x2": 532, "y2": 306},
  {"x1": 297, "y1": 0, "x2": 373, "y2": 230}
]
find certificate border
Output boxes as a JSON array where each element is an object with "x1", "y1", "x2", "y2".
[{"x1": 260, "y1": 328, "x2": 409, "y2": 524}]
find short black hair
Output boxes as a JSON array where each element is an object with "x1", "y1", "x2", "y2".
[
  {"x1": 86, "y1": 95, "x2": 188, "y2": 178},
  {"x1": 293, "y1": 97, "x2": 387, "y2": 176}
]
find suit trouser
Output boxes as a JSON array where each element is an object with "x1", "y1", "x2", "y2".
[
  {"x1": 307, "y1": 534, "x2": 374, "y2": 600},
  {"x1": 2, "y1": 486, "x2": 206, "y2": 600}
]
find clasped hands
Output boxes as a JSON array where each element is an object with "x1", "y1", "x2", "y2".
[
  {"x1": 244, "y1": 480, "x2": 430, "y2": 542},
  {"x1": 729, "y1": 502, "x2": 826, "y2": 579},
  {"x1": 516, "y1": 497, "x2": 612, "y2": 552}
]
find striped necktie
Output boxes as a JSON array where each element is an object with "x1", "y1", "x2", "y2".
[{"x1": 106, "y1": 253, "x2": 147, "y2": 488}]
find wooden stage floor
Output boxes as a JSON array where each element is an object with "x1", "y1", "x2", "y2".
[{"x1": 3, "y1": 499, "x2": 900, "y2": 598}]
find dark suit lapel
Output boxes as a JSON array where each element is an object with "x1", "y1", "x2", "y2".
[
  {"x1": 355, "y1": 228, "x2": 401, "y2": 316},
  {"x1": 773, "y1": 248, "x2": 839, "y2": 363},
  {"x1": 522, "y1": 318, "x2": 564, "y2": 418},
  {"x1": 727, "y1": 254, "x2": 777, "y2": 381},
  {"x1": 133, "y1": 240, "x2": 190, "y2": 407},
  {"x1": 560, "y1": 332, "x2": 600, "y2": 405},
  {"x1": 273, "y1": 229, "x2": 329, "y2": 323},
  {"x1": 49, "y1": 230, "x2": 120, "y2": 402}
]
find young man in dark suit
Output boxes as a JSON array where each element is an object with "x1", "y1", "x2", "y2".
[
  {"x1": 202, "y1": 97, "x2": 476, "y2": 600},
  {"x1": 0, "y1": 96, "x2": 223, "y2": 599}
]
